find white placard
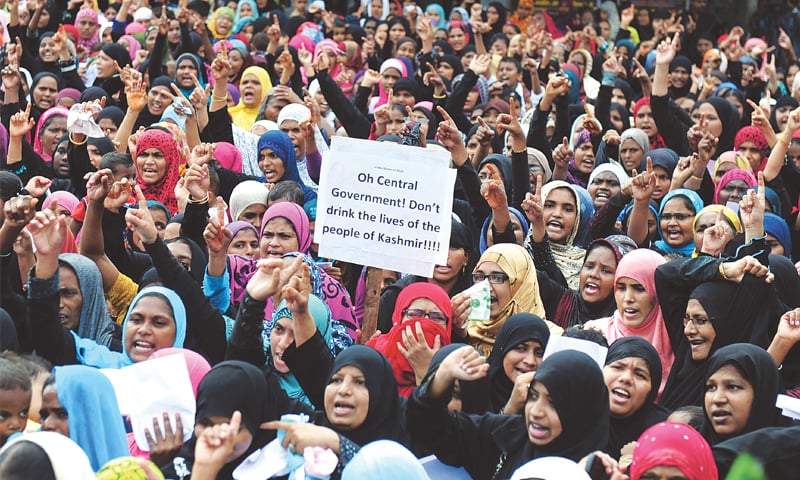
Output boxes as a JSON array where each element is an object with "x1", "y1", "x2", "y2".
[
  {"x1": 316, "y1": 137, "x2": 455, "y2": 277},
  {"x1": 101, "y1": 353, "x2": 196, "y2": 450}
]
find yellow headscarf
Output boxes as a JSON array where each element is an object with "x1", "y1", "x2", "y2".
[
  {"x1": 691, "y1": 205, "x2": 743, "y2": 257},
  {"x1": 467, "y1": 243, "x2": 550, "y2": 357},
  {"x1": 228, "y1": 66, "x2": 274, "y2": 130},
  {"x1": 207, "y1": 7, "x2": 236, "y2": 40}
]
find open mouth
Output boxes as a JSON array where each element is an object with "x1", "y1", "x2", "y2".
[
  {"x1": 58, "y1": 314, "x2": 69, "y2": 325},
  {"x1": 611, "y1": 387, "x2": 631, "y2": 402},
  {"x1": 689, "y1": 337, "x2": 706, "y2": 348},
  {"x1": 528, "y1": 422, "x2": 550, "y2": 439},
  {"x1": 583, "y1": 281, "x2": 600, "y2": 296},
  {"x1": 132, "y1": 340, "x2": 155, "y2": 353},
  {"x1": 333, "y1": 401, "x2": 355, "y2": 416},
  {"x1": 666, "y1": 228, "x2": 683, "y2": 241},
  {"x1": 622, "y1": 308, "x2": 640, "y2": 320},
  {"x1": 711, "y1": 409, "x2": 731, "y2": 423},
  {"x1": 546, "y1": 220, "x2": 564, "y2": 235}
]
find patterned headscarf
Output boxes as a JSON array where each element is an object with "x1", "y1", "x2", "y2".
[
  {"x1": 134, "y1": 126, "x2": 186, "y2": 214},
  {"x1": 734, "y1": 125, "x2": 769, "y2": 170},
  {"x1": 207, "y1": 6, "x2": 235, "y2": 39}
]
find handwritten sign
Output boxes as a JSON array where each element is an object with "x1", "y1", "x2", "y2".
[{"x1": 316, "y1": 137, "x2": 455, "y2": 277}]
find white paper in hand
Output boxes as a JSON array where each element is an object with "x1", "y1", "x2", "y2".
[
  {"x1": 118, "y1": 353, "x2": 196, "y2": 450},
  {"x1": 233, "y1": 438, "x2": 291, "y2": 480},
  {"x1": 542, "y1": 335, "x2": 608, "y2": 371}
]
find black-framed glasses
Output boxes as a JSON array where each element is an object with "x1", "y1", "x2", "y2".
[
  {"x1": 661, "y1": 213, "x2": 692, "y2": 222},
  {"x1": 682, "y1": 315, "x2": 712, "y2": 328},
  {"x1": 402, "y1": 309, "x2": 448, "y2": 323},
  {"x1": 472, "y1": 272, "x2": 510, "y2": 284}
]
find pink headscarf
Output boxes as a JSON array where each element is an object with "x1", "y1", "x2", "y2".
[
  {"x1": 33, "y1": 106, "x2": 69, "y2": 163},
  {"x1": 370, "y1": 58, "x2": 408, "y2": 112},
  {"x1": 74, "y1": 8, "x2": 100, "y2": 52},
  {"x1": 592, "y1": 249, "x2": 673, "y2": 394},
  {"x1": 118, "y1": 35, "x2": 142, "y2": 61},
  {"x1": 43, "y1": 191, "x2": 80, "y2": 215},
  {"x1": 213, "y1": 142, "x2": 243, "y2": 173},
  {"x1": 259, "y1": 201, "x2": 312, "y2": 253},
  {"x1": 314, "y1": 39, "x2": 342, "y2": 80},
  {"x1": 713, "y1": 168, "x2": 757, "y2": 204}
]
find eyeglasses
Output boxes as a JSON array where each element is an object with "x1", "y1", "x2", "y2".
[
  {"x1": 682, "y1": 315, "x2": 712, "y2": 328},
  {"x1": 661, "y1": 213, "x2": 692, "y2": 222},
  {"x1": 472, "y1": 272, "x2": 510, "y2": 284},
  {"x1": 402, "y1": 309, "x2": 448, "y2": 323}
]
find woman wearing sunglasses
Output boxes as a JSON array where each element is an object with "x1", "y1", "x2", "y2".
[{"x1": 367, "y1": 283, "x2": 453, "y2": 396}]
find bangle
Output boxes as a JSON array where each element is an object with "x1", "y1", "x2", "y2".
[
  {"x1": 187, "y1": 192, "x2": 210, "y2": 204},
  {"x1": 779, "y1": 136, "x2": 790, "y2": 148},
  {"x1": 511, "y1": 147, "x2": 527, "y2": 155},
  {"x1": 432, "y1": 93, "x2": 446, "y2": 99},
  {"x1": 690, "y1": 174, "x2": 703, "y2": 182},
  {"x1": 211, "y1": 94, "x2": 227, "y2": 101},
  {"x1": 718, "y1": 262, "x2": 729, "y2": 280},
  {"x1": 69, "y1": 132, "x2": 88, "y2": 145}
]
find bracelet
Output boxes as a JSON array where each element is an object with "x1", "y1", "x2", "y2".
[
  {"x1": 690, "y1": 174, "x2": 703, "y2": 182},
  {"x1": 187, "y1": 192, "x2": 210, "y2": 204},
  {"x1": 718, "y1": 262, "x2": 729, "y2": 280},
  {"x1": 432, "y1": 93, "x2": 446, "y2": 99},
  {"x1": 778, "y1": 136, "x2": 790, "y2": 148},
  {"x1": 511, "y1": 147, "x2": 527, "y2": 155},
  {"x1": 211, "y1": 94, "x2": 228, "y2": 101},
  {"x1": 69, "y1": 132, "x2": 88, "y2": 145}
]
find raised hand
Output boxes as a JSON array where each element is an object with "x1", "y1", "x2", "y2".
[
  {"x1": 630, "y1": 157, "x2": 656, "y2": 202},
  {"x1": 779, "y1": 27, "x2": 794, "y2": 52},
  {"x1": 246, "y1": 258, "x2": 284, "y2": 301},
  {"x1": 28, "y1": 200, "x2": 67, "y2": 258},
  {"x1": 184, "y1": 163, "x2": 211, "y2": 200},
  {"x1": 189, "y1": 142, "x2": 215, "y2": 166},
  {"x1": 210, "y1": 42, "x2": 231, "y2": 82},
  {"x1": 655, "y1": 32, "x2": 680, "y2": 66},
  {"x1": 125, "y1": 75, "x2": 148, "y2": 112},
  {"x1": 775, "y1": 308, "x2": 800, "y2": 348},
  {"x1": 9, "y1": 104, "x2": 34, "y2": 138},
  {"x1": 468, "y1": 54, "x2": 491, "y2": 76},
  {"x1": 84, "y1": 169, "x2": 115, "y2": 203},
  {"x1": 438, "y1": 345, "x2": 489, "y2": 382},
  {"x1": 194, "y1": 411, "x2": 242, "y2": 473},
  {"x1": 24, "y1": 176, "x2": 52, "y2": 198},
  {"x1": 266, "y1": 15, "x2": 281, "y2": 45},
  {"x1": 739, "y1": 171, "x2": 766, "y2": 234},
  {"x1": 495, "y1": 98, "x2": 524, "y2": 148},
  {"x1": 435, "y1": 106, "x2": 467, "y2": 164},
  {"x1": 2, "y1": 195, "x2": 38, "y2": 229},
  {"x1": 125, "y1": 185, "x2": 159, "y2": 245},
  {"x1": 105, "y1": 178, "x2": 132, "y2": 211},
  {"x1": 361, "y1": 69, "x2": 380, "y2": 87},
  {"x1": 282, "y1": 260, "x2": 310, "y2": 314},
  {"x1": 521, "y1": 176, "x2": 544, "y2": 227},
  {"x1": 297, "y1": 45, "x2": 312, "y2": 67},
  {"x1": 203, "y1": 197, "x2": 232, "y2": 254},
  {"x1": 480, "y1": 164, "x2": 507, "y2": 209},
  {"x1": 188, "y1": 73, "x2": 211, "y2": 112},
  {"x1": 552, "y1": 136, "x2": 573, "y2": 170},
  {"x1": 700, "y1": 210, "x2": 730, "y2": 256}
]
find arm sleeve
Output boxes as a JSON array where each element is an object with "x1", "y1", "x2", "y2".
[
  {"x1": 456, "y1": 162, "x2": 490, "y2": 229},
  {"x1": 445, "y1": 70, "x2": 478, "y2": 134},
  {"x1": 526, "y1": 106, "x2": 555, "y2": 170},
  {"x1": 179, "y1": 201, "x2": 209, "y2": 253},
  {"x1": 225, "y1": 293, "x2": 268, "y2": 366},
  {"x1": 526, "y1": 234, "x2": 568, "y2": 287},
  {"x1": 510, "y1": 149, "x2": 530, "y2": 211},
  {"x1": 317, "y1": 69, "x2": 372, "y2": 139},
  {"x1": 650, "y1": 94, "x2": 691, "y2": 156},
  {"x1": 201, "y1": 106, "x2": 235, "y2": 144},
  {"x1": 27, "y1": 270, "x2": 80, "y2": 365},
  {"x1": 588, "y1": 192, "x2": 630, "y2": 240}
]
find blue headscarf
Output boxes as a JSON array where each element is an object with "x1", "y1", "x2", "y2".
[
  {"x1": 426, "y1": 3, "x2": 447, "y2": 28},
  {"x1": 752, "y1": 185, "x2": 782, "y2": 217},
  {"x1": 269, "y1": 295, "x2": 332, "y2": 407},
  {"x1": 479, "y1": 207, "x2": 530, "y2": 253},
  {"x1": 72, "y1": 286, "x2": 187, "y2": 368},
  {"x1": 173, "y1": 53, "x2": 208, "y2": 98},
  {"x1": 764, "y1": 212, "x2": 791, "y2": 258},
  {"x1": 573, "y1": 185, "x2": 595, "y2": 248},
  {"x1": 54, "y1": 365, "x2": 129, "y2": 471},
  {"x1": 257, "y1": 130, "x2": 317, "y2": 201},
  {"x1": 654, "y1": 189, "x2": 704, "y2": 257}
]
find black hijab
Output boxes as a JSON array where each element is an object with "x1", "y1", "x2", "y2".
[
  {"x1": 770, "y1": 95, "x2": 799, "y2": 132},
  {"x1": 486, "y1": 314, "x2": 550, "y2": 412},
  {"x1": 700, "y1": 344, "x2": 783, "y2": 445},
  {"x1": 605, "y1": 337, "x2": 669, "y2": 458},
  {"x1": 697, "y1": 97, "x2": 739, "y2": 154},
  {"x1": 660, "y1": 277, "x2": 774, "y2": 410},
  {"x1": 323, "y1": 345, "x2": 407, "y2": 446},
  {"x1": 478, "y1": 154, "x2": 514, "y2": 200},
  {"x1": 668, "y1": 55, "x2": 693, "y2": 99},
  {"x1": 528, "y1": 350, "x2": 609, "y2": 461},
  {"x1": 0, "y1": 308, "x2": 20, "y2": 352}
]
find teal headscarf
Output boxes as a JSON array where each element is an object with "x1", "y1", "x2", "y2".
[
  {"x1": 269, "y1": 295, "x2": 331, "y2": 407},
  {"x1": 72, "y1": 286, "x2": 187, "y2": 368}
]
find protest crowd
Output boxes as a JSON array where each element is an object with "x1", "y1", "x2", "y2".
[{"x1": 3, "y1": 0, "x2": 800, "y2": 478}]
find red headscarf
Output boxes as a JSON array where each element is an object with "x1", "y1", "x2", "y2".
[
  {"x1": 734, "y1": 125, "x2": 769, "y2": 171},
  {"x1": 367, "y1": 282, "x2": 452, "y2": 397},
  {"x1": 630, "y1": 422, "x2": 717, "y2": 480},
  {"x1": 134, "y1": 127, "x2": 184, "y2": 215},
  {"x1": 632, "y1": 97, "x2": 667, "y2": 149}
]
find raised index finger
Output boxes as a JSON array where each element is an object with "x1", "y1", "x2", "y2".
[
  {"x1": 745, "y1": 98, "x2": 761, "y2": 113},
  {"x1": 436, "y1": 105, "x2": 454, "y2": 124},
  {"x1": 135, "y1": 185, "x2": 148, "y2": 209},
  {"x1": 509, "y1": 97, "x2": 517, "y2": 118},
  {"x1": 191, "y1": 72, "x2": 202, "y2": 90},
  {"x1": 646, "y1": 156, "x2": 653, "y2": 174},
  {"x1": 216, "y1": 196, "x2": 225, "y2": 226}
]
